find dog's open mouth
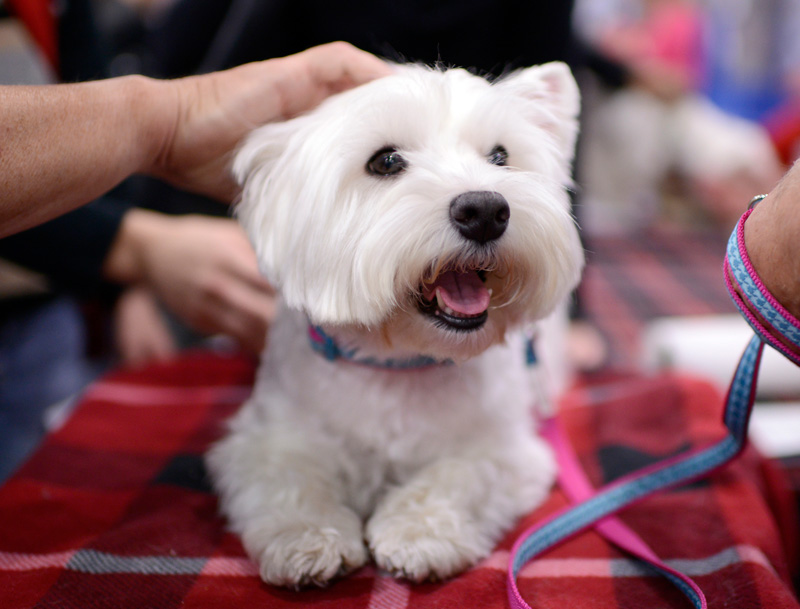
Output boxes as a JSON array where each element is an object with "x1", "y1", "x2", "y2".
[{"x1": 418, "y1": 268, "x2": 491, "y2": 331}]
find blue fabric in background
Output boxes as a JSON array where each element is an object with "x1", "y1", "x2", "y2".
[
  {"x1": 702, "y1": 0, "x2": 791, "y2": 122},
  {"x1": 0, "y1": 297, "x2": 96, "y2": 482}
]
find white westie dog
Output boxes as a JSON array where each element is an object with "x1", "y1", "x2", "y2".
[{"x1": 207, "y1": 61, "x2": 584, "y2": 587}]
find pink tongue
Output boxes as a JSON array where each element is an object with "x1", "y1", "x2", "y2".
[{"x1": 424, "y1": 270, "x2": 491, "y2": 316}]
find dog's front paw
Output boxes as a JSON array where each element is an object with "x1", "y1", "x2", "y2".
[
  {"x1": 366, "y1": 503, "x2": 490, "y2": 582},
  {"x1": 244, "y1": 511, "x2": 367, "y2": 588}
]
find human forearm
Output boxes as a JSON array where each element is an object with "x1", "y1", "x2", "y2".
[
  {"x1": 0, "y1": 76, "x2": 172, "y2": 238},
  {"x1": 0, "y1": 42, "x2": 391, "y2": 239}
]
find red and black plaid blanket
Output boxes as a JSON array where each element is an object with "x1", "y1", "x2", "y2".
[{"x1": 0, "y1": 351, "x2": 797, "y2": 608}]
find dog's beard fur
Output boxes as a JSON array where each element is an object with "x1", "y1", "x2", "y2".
[{"x1": 208, "y1": 62, "x2": 584, "y2": 587}]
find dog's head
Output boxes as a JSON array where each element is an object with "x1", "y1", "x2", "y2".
[{"x1": 234, "y1": 63, "x2": 584, "y2": 359}]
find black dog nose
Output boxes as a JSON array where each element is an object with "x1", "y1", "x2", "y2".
[{"x1": 449, "y1": 191, "x2": 510, "y2": 244}]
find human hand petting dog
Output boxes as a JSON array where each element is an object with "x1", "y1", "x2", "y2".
[
  {"x1": 104, "y1": 209, "x2": 275, "y2": 356},
  {"x1": 0, "y1": 42, "x2": 391, "y2": 238},
  {"x1": 147, "y1": 41, "x2": 394, "y2": 202}
]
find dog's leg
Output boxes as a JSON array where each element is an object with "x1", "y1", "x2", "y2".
[
  {"x1": 366, "y1": 436, "x2": 554, "y2": 582},
  {"x1": 207, "y1": 421, "x2": 367, "y2": 587}
]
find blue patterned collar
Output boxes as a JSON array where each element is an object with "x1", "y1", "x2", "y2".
[{"x1": 307, "y1": 325, "x2": 453, "y2": 370}]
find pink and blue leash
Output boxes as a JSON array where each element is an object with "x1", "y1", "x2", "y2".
[{"x1": 508, "y1": 196, "x2": 799, "y2": 609}]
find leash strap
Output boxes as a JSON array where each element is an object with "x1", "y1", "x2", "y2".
[
  {"x1": 539, "y1": 416, "x2": 709, "y2": 605},
  {"x1": 725, "y1": 206, "x2": 800, "y2": 367},
  {"x1": 508, "y1": 199, "x2": 799, "y2": 608}
]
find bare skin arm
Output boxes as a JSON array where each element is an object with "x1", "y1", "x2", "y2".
[
  {"x1": 0, "y1": 42, "x2": 391, "y2": 238},
  {"x1": 0, "y1": 76, "x2": 159, "y2": 236},
  {"x1": 743, "y1": 159, "x2": 800, "y2": 319}
]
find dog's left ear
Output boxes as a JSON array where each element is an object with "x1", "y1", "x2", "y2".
[{"x1": 494, "y1": 62, "x2": 580, "y2": 160}]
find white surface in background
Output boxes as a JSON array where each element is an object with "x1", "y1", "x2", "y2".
[
  {"x1": 642, "y1": 314, "x2": 800, "y2": 457},
  {"x1": 642, "y1": 314, "x2": 800, "y2": 397},
  {"x1": 750, "y1": 402, "x2": 800, "y2": 458}
]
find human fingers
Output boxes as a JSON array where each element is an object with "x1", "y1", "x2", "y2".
[
  {"x1": 203, "y1": 273, "x2": 276, "y2": 353},
  {"x1": 185, "y1": 290, "x2": 272, "y2": 355},
  {"x1": 273, "y1": 42, "x2": 393, "y2": 119},
  {"x1": 291, "y1": 41, "x2": 393, "y2": 91},
  {"x1": 114, "y1": 287, "x2": 178, "y2": 366},
  {"x1": 193, "y1": 230, "x2": 275, "y2": 352},
  {"x1": 213, "y1": 224, "x2": 275, "y2": 293}
]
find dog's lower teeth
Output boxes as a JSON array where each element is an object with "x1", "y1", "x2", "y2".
[{"x1": 441, "y1": 307, "x2": 481, "y2": 320}]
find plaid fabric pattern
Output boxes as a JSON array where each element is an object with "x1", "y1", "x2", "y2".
[
  {"x1": 581, "y1": 227, "x2": 736, "y2": 368},
  {"x1": 0, "y1": 351, "x2": 797, "y2": 608}
]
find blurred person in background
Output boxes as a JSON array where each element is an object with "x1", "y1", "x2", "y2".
[
  {"x1": 573, "y1": 0, "x2": 785, "y2": 235},
  {"x1": 701, "y1": 0, "x2": 800, "y2": 170},
  {"x1": 703, "y1": 0, "x2": 800, "y2": 123}
]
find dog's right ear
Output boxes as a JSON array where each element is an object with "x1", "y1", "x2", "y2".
[
  {"x1": 232, "y1": 120, "x2": 300, "y2": 191},
  {"x1": 231, "y1": 118, "x2": 308, "y2": 285}
]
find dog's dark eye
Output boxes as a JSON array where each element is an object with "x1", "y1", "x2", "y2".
[
  {"x1": 367, "y1": 147, "x2": 408, "y2": 176},
  {"x1": 488, "y1": 145, "x2": 509, "y2": 166}
]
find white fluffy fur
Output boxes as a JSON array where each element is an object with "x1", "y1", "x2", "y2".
[{"x1": 207, "y1": 63, "x2": 584, "y2": 587}]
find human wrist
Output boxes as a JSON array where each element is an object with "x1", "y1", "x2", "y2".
[
  {"x1": 744, "y1": 189, "x2": 800, "y2": 319},
  {"x1": 120, "y1": 74, "x2": 182, "y2": 180}
]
